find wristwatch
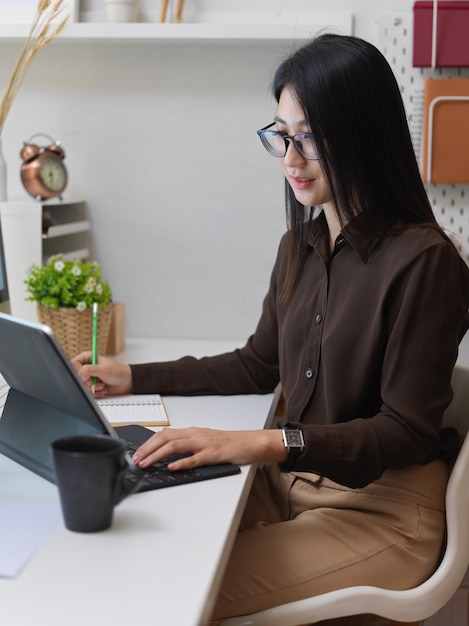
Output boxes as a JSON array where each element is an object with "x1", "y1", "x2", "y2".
[{"x1": 280, "y1": 427, "x2": 305, "y2": 471}]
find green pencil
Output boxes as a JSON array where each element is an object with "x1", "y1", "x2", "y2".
[{"x1": 91, "y1": 302, "x2": 98, "y2": 395}]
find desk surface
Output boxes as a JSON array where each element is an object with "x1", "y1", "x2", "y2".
[{"x1": 0, "y1": 338, "x2": 274, "y2": 626}]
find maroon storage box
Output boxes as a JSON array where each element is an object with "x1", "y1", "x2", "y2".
[{"x1": 413, "y1": 1, "x2": 469, "y2": 67}]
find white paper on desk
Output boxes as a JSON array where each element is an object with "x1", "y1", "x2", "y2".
[{"x1": 0, "y1": 499, "x2": 61, "y2": 578}]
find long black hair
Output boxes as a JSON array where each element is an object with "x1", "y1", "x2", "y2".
[{"x1": 273, "y1": 34, "x2": 440, "y2": 301}]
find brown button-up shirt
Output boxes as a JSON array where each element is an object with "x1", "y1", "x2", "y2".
[{"x1": 131, "y1": 212, "x2": 469, "y2": 487}]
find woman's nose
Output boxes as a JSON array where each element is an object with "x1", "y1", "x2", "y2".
[{"x1": 283, "y1": 139, "x2": 307, "y2": 166}]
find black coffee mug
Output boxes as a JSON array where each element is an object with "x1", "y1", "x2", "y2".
[{"x1": 51, "y1": 435, "x2": 143, "y2": 533}]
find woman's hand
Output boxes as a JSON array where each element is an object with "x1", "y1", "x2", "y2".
[
  {"x1": 72, "y1": 351, "x2": 132, "y2": 397},
  {"x1": 132, "y1": 426, "x2": 288, "y2": 471}
]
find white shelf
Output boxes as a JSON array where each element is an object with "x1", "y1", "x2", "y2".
[
  {"x1": 0, "y1": 12, "x2": 353, "y2": 44},
  {"x1": 43, "y1": 220, "x2": 91, "y2": 239},
  {"x1": 60, "y1": 248, "x2": 90, "y2": 261}
]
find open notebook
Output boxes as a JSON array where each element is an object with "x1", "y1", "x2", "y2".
[{"x1": 97, "y1": 394, "x2": 170, "y2": 427}]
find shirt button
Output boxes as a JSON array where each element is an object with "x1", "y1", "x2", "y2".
[
  {"x1": 305, "y1": 368, "x2": 314, "y2": 379},
  {"x1": 315, "y1": 314, "x2": 323, "y2": 324}
]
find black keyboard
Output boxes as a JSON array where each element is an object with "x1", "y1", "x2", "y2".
[{"x1": 118, "y1": 429, "x2": 241, "y2": 492}]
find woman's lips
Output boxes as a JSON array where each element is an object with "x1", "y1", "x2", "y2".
[{"x1": 290, "y1": 176, "x2": 314, "y2": 190}]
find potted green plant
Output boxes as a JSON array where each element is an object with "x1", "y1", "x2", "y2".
[{"x1": 24, "y1": 254, "x2": 113, "y2": 359}]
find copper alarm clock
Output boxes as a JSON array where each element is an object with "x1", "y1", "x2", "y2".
[{"x1": 20, "y1": 133, "x2": 68, "y2": 201}]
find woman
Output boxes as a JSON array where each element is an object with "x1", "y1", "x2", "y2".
[{"x1": 74, "y1": 34, "x2": 469, "y2": 623}]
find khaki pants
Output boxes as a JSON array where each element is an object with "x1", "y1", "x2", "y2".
[{"x1": 210, "y1": 460, "x2": 448, "y2": 624}]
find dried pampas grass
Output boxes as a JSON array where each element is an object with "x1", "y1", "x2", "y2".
[{"x1": 0, "y1": 0, "x2": 69, "y2": 133}]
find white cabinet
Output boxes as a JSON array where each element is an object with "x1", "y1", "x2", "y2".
[
  {"x1": 41, "y1": 201, "x2": 90, "y2": 262},
  {"x1": 0, "y1": 200, "x2": 89, "y2": 321}
]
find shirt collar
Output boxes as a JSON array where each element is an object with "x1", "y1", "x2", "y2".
[{"x1": 307, "y1": 209, "x2": 392, "y2": 263}]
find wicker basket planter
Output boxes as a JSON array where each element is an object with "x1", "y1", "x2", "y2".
[{"x1": 37, "y1": 303, "x2": 113, "y2": 360}]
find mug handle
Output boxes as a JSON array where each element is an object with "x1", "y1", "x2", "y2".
[{"x1": 113, "y1": 461, "x2": 145, "y2": 505}]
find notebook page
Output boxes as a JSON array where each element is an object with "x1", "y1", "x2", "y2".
[{"x1": 97, "y1": 394, "x2": 170, "y2": 426}]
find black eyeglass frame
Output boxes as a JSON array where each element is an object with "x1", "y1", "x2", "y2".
[{"x1": 256, "y1": 122, "x2": 321, "y2": 161}]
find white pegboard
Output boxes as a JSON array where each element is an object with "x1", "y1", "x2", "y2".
[{"x1": 377, "y1": 12, "x2": 469, "y2": 264}]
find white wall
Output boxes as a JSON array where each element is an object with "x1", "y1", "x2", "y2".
[{"x1": 0, "y1": 1, "x2": 415, "y2": 342}]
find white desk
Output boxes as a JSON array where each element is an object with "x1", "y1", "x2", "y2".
[{"x1": 0, "y1": 338, "x2": 274, "y2": 626}]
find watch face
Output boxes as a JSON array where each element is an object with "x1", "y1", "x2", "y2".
[
  {"x1": 283, "y1": 429, "x2": 305, "y2": 448},
  {"x1": 39, "y1": 156, "x2": 67, "y2": 192}
]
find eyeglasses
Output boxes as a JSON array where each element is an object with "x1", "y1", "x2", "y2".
[{"x1": 257, "y1": 122, "x2": 320, "y2": 160}]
